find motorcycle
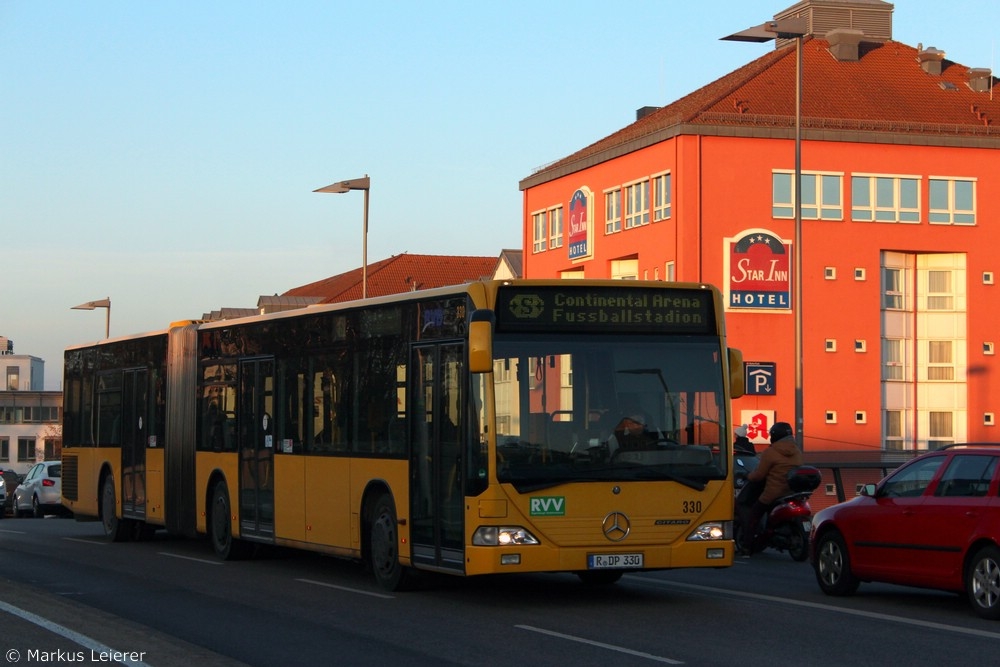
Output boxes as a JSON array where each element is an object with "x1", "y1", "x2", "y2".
[{"x1": 734, "y1": 465, "x2": 822, "y2": 561}]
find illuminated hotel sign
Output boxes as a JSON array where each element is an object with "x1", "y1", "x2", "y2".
[
  {"x1": 567, "y1": 187, "x2": 593, "y2": 261},
  {"x1": 496, "y1": 286, "x2": 716, "y2": 335},
  {"x1": 726, "y1": 230, "x2": 791, "y2": 310}
]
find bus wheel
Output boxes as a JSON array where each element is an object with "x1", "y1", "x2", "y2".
[
  {"x1": 577, "y1": 570, "x2": 624, "y2": 585},
  {"x1": 370, "y1": 492, "x2": 409, "y2": 591},
  {"x1": 210, "y1": 480, "x2": 251, "y2": 560},
  {"x1": 101, "y1": 475, "x2": 129, "y2": 542}
]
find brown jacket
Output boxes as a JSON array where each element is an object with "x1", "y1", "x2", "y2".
[{"x1": 747, "y1": 435, "x2": 803, "y2": 504}]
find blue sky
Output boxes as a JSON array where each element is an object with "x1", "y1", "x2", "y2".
[{"x1": 3, "y1": 1, "x2": 997, "y2": 389}]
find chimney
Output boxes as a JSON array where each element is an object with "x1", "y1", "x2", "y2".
[
  {"x1": 826, "y1": 28, "x2": 864, "y2": 62},
  {"x1": 636, "y1": 106, "x2": 660, "y2": 121},
  {"x1": 917, "y1": 46, "x2": 946, "y2": 75},
  {"x1": 968, "y1": 68, "x2": 993, "y2": 92}
]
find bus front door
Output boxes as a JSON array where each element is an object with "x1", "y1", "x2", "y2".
[
  {"x1": 238, "y1": 358, "x2": 275, "y2": 541},
  {"x1": 121, "y1": 368, "x2": 147, "y2": 519},
  {"x1": 410, "y1": 343, "x2": 466, "y2": 572}
]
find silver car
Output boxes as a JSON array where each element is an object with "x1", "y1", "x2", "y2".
[{"x1": 14, "y1": 461, "x2": 63, "y2": 518}]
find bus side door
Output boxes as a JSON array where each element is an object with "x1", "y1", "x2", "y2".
[
  {"x1": 238, "y1": 357, "x2": 275, "y2": 541},
  {"x1": 410, "y1": 343, "x2": 466, "y2": 572},
  {"x1": 121, "y1": 368, "x2": 147, "y2": 519}
]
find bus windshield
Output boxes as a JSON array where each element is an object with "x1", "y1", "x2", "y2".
[{"x1": 491, "y1": 333, "x2": 729, "y2": 492}]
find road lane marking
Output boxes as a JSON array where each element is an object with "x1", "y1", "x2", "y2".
[
  {"x1": 0, "y1": 599, "x2": 151, "y2": 667},
  {"x1": 296, "y1": 578, "x2": 395, "y2": 599},
  {"x1": 644, "y1": 579, "x2": 1000, "y2": 640},
  {"x1": 64, "y1": 537, "x2": 107, "y2": 545},
  {"x1": 516, "y1": 624, "x2": 683, "y2": 664},
  {"x1": 158, "y1": 552, "x2": 224, "y2": 565}
]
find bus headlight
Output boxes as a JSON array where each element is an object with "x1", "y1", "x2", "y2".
[
  {"x1": 687, "y1": 521, "x2": 726, "y2": 541},
  {"x1": 472, "y1": 526, "x2": 540, "y2": 546}
]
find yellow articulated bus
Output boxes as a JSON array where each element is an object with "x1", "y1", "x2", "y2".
[{"x1": 62, "y1": 279, "x2": 744, "y2": 590}]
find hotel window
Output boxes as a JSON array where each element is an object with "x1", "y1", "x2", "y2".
[
  {"x1": 773, "y1": 171, "x2": 842, "y2": 219},
  {"x1": 884, "y1": 410, "x2": 904, "y2": 450},
  {"x1": 882, "y1": 267, "x2": 904, "y2": 310},
  {"x1": 605, "y1": 188, "x2": 622, "y2": 234},
  {"x1": 851, "y1": 175, "x2": 920, "y2": 222},
  {"x1": 610, "y1": 258, "x2": 638, "y2": 280},
  {"x1": 0, "y1": 437, "x2": 8, "y2": 462},
  {"x1": 928, "y1": 411, "x2": 954, "y2": 448},
  {"x1": 532, "y1": 211, "x2": 547, "y2": 253},
  {"x1": 652, "y1": 172, "x2": 671, "y2": 221},
  {"x1": 926, "y1": 340, "x2": 955, "y2": 381},
  {"x1": 548, "y1": 206, "x2": 563, "y2": 249},
  {"x1": 925, "y1": 269, "x2": 954, "y2": 310},
  {"x1": 6, "y1": 367, "x2": 18, "y2": 391},
  {"x1": 665, "y1": 261, "x2": 675, "y2": 282},
  {"x1": 883, "y1": 338, "x2": 905, "y2": 380},
  {"x1": 623, "y1": 179, "x2": 650, "y2": 229},
  {"x1": 929, "y1": 178, "x2": 976, "y2": 225}
]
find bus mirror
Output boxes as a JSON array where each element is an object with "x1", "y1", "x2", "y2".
[
  {"x1": 469, "y1": 309, "x2": 495, "y2": 374},
  {"x1": 728, "y1": 347, "x2": 745, "y2": 399}
]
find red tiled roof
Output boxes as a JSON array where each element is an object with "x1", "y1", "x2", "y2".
[
  {"x1": 283, "y1": 253, "x2": 497, "y2": 303},
  {"x1": 525, "y1": 37, "x2": 1000, "y2": 185}
]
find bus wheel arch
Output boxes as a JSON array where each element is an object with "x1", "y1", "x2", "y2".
[{"x1": 362, "y1": 483, "x2": 411, "y2": 591}]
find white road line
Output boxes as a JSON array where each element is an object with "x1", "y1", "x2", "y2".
[
  {"x1": 645, "y1": 578, "x2": 1000, "y2": 640},
  {"x1": 0, "y1": 528, "x2": 27, "y2": 534},
  {"x1": 0, "y1": 599, "x2": 151, "y2": 667},
  {"x1": 516, "y1": 624, "x2": 684, "y2": 664},
  {"x1": 295, "y1": 578, "x2": 395, "y2": 599},
  {"x1": 157, "y1": 552, "x2": 224, "y2": 565},
  {"x1": 64, "y1": 537, "x2": 106, "y2": 545}
]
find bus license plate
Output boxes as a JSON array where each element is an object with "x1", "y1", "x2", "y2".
[{"x1": 588, "y1": 553, "x2": 643, "y2": 569}]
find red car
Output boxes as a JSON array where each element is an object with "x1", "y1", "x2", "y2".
[{"x1": 810, "y1": 444, "x2": 1000, "y2": 619}]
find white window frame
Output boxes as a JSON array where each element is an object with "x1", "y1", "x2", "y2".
[
  {"x1": 926, "y1": 340, "x2": 955, "y2": 381},
  {"x1": 548, "y1": 206, "x2": 563, "y2": 249},
  {"x1": 610, "y1": 258, "x2": 638, "y2": 280},
  {"x1": 604, "y1": 188, "x2": 622, "y2": 234},
  {"x1": 884, "y1": 409, "x2": 905, "y2": 450},
  {"x1": 882, "y1": 266, "x2": 905, "y2": 310},
  {"x1": 532, "y1": 210, "x2": 547, "y2": 253},
  {"x1": 925, "y1": 269, "x2": 955, "y2": 311},
  {"x1": 652, "y1": 172, "x2": 671, "y2": 221},
  {"x1": 623, "y1": 179, "x2": 650, "y2": 229},
  {"x1": 883, "y1": 338, "x2": 906, "y2": 381},
  {"x1": 773, "y1": 171, "x2": 843, "y2": 220},
  {"x1": 851, "y1": 174, "x2": 921, "y2": 223},
  {"x1": 928, "y1": 177, "x2": 976, "y2": 225}
]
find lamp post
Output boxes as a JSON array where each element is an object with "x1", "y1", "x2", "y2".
[
  {"x1": 314, "y1": 175, "x2": 371, "y2": 299},
  {"x1": 71, "y1": 297, "x2": 111, "y2": 339},
  {"x1": 722, "y1": 17, "x2": 807, "y2": 449}
]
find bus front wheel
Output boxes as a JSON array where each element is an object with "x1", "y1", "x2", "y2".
[{"x1": 369, "y1": 492, "x2": 409, "y2": 591}]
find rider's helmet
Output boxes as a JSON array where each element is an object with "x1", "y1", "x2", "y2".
[{"x1": 769, "y1": 421, "x2": 794, "y2": 443}]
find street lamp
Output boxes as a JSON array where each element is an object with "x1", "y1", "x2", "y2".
[
  {"x1": 71, "y1": 297, "x2": 111, "y2": 339},
  {"x1": 314, "y1": 175, "x2": 371, "y2": 299},
  {"x1": 722, "y1": 17, "x2": 807, "y2": 449}
]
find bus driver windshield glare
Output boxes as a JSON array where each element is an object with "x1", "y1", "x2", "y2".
[{"x1": 61, "y1": 279, "x2": 744, "y2": 590}]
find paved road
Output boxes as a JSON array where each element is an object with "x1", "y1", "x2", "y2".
[{"x1": 1, "y1": 516, "x2": 997, "y2": 666}]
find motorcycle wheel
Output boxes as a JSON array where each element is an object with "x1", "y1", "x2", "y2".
[{"x1": 788, "y1": 523, "x2": 809, "y2": 562}]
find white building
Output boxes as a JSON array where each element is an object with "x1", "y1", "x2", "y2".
[{"x1": 0, "y1": 337, "x2": 61, "y2": 474}]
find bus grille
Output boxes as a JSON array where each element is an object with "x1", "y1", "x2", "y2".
[{"x1": 62, "y1": 455, "x2": 79, "y2": 501}]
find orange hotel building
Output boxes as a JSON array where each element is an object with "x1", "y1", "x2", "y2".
[{"x1": 519, "y1": 0, "x2": 1000, "y2": 453}]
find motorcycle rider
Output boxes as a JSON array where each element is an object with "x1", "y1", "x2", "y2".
[{"x1": 737, "y1": 421, "x2": 802, "y2": 557}]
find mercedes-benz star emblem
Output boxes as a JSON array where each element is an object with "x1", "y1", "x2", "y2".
[{"x1": 602, "y1": 511, "x2": 630, "y2": 542}]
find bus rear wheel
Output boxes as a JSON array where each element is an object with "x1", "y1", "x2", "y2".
[
  {"x1": 369, "y1": 492, "x2": 409, "y2": 591},
  {"x1": 210, "y1": 480, "x2": 251, "y2": 560}
]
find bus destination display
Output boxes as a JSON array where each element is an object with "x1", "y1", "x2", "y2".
[{"x1": 496, "y1": 286, "x2": 716, "y2": 335}]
